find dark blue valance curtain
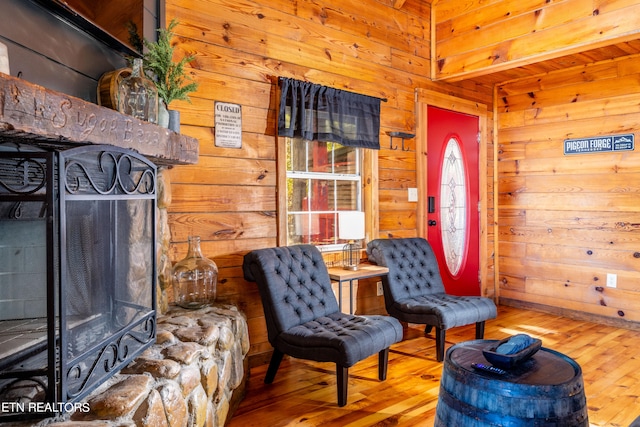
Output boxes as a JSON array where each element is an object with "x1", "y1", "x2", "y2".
[{"x1": 278, "y1": 78, "x2": 381, "y2": 149}]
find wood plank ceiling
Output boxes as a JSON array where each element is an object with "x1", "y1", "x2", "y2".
[
  {"x1": 401, "y1": 0, "x2": 640, "y2": 85},
  {"x1": 467, "y1": 40, "x2": 640, "y2": 86}
]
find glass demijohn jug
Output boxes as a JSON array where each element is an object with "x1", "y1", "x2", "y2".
[
  {"x1": 172, "y1": 236, "x2": 218, "y2": 309},
  {"x1": 117, "y1": 57, "x2": 159, "y2": 123}
]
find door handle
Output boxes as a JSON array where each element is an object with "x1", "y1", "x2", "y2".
[{"x1": 428, "y1": 220, "x2": 437, "y2": 226}]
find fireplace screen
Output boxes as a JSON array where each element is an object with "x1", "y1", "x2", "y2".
[{"x1": 0, "y1": 144, "x2": 156, "y2": 421}]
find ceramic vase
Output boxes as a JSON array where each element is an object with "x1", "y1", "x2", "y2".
[
  {"x1": 158, "y1": 101, "x2": 169, "y2": 128},
  {"x1": 168, "y1": 109, "x2": 180, "y2": 133}
]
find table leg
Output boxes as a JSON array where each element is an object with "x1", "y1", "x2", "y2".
[{"x1": 349, "y1": 279, "x2": 354, "y2": 314}]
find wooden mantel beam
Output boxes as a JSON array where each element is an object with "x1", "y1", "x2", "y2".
[{"x1": 0, "y1": 73, "x2": 198, "y2": 166}]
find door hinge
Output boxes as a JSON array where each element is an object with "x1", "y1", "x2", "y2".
[
  {"x1": 478, "y1": 201, "x2": 481, "y2": 212},
  {"x1": 477, "y1": 132, "x2": 481, "y2": 144}
]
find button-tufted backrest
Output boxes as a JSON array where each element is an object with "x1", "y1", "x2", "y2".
[
  {"x1": 243, "y1": 245, "x2": 340, "y2": 342},
  {"x1": 367, "y1": 238, "x2": 446, "y2": 301}
]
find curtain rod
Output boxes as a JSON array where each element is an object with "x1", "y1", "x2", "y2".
[{"x1": 278, "y1": 76, "x2": 388, "y2": 102}]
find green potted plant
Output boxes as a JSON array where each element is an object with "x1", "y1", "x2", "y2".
[{"x1": 143, "y1": 19, "x2": 198, "y2": 132}]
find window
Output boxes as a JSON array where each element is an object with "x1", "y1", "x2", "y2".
[
  {"x1": 440, "y1": 137, "x2": 467, "y2": 275},
  {"x1": 276, "y1": 78, "x2": 382, "y2": 252},
  {"x1": 285, "y1": 138, "x2": 361, "y2": 251}
]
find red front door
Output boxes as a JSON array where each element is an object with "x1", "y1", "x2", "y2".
[{"x1": 426, "y1": 106, "x2": 480, "y2": 296}]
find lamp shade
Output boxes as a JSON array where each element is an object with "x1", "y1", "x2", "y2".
[{"x1": 338, "y1": 211, "x2": 365, "y2": 240}]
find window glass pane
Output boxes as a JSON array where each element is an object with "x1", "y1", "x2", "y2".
[
  {"x1": 334, "y1": 144, "x2": 357, "y2": 174},
  {"x1": 439, "y1": 137, "x2": 467, "y2": 276},
  {"x1": 307, "y1": 140, "x2": 331, "y2": 173},
  {"x1": 288, "y1": 212, "x2": 335, "y2": 246},
  {"x1": 287, "y1": 177, "x2": 307, "y2": 211},
  {"x1": 289, "y1": 141, "x2": 307, "y2": 173},
  {"x1": 335, "y1": 180, "x2": 358, "y2": 211},
  {"x1": 306, "y1": 179, "x2": 333, "y2": 211}
]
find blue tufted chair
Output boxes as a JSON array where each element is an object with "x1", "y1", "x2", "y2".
[
  {"x1": 243, "y1": 244, "x2": 403, "y2": 407},
  {"x1": 367, "y1": 237, "x2": 497, "y2": 362}
]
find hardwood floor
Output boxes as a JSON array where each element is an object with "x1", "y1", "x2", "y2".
[{"x1": 227, "y1": 306, "x2": 640, "y2": 427}]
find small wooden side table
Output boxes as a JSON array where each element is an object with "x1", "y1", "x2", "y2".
[{"x1": 327, "y1": 264, "x2": 389, "y2": 314}]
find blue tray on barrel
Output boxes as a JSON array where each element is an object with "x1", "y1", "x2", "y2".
[{"x1": 482, "y1": 337, "x2": 542, "y2": 369}]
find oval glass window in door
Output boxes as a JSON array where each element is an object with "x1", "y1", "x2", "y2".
[{"x1": 439, "y1": 137, "x2": 467, "y2": 276}]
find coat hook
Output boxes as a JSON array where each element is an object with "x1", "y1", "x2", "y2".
[
  {"x1": 386, "y1": 131, "x2": 415, "y2": 151},
  {"x1": 388, "y1": 134, "x2": 399, "y2": 150}
]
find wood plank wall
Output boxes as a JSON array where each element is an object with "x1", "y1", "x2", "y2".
[
  {"x1": 433, "y1": 0, "x2": 640, "y2": 81},
  {"x1": 163, "y1": 0, "x2": 494, "y2": 364},
  {"x1": 496, "y1": 54, "x2": 640, "y2": 326}
]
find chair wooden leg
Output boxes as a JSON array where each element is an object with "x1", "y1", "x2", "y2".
[
  {"x1": 337, "y1": 365, "x2": 349, "y2": 407},
  {"x1": 475, "y1": 321, "x2": 486, "y2": 339},
  {"x1": 435, "y1": 327, "x2": 445, "y2": 362},
  {"x1": 264, "y1": 349, "x2": 284, "y2": 384},
  {"x1": 424, "y1": 325, "x2": 433, "y2": 334},
  {"x1": 378, "y1": 348, "x2": 390, "y2": 381}
]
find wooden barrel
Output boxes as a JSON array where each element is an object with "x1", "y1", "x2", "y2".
[
  {"x1": 435, "y1": 340, "x2": 588, "y2": 427},
  {"x1": 97, "y1": 67, "x2": 131, "y2": 110}
]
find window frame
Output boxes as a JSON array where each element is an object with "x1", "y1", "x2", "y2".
[
  {"x1": 284, "y1": 139, "x2": 362, "y2": 252},
  {"x1": 277, "y1": 136, "x2": 378, "y2": 257}
]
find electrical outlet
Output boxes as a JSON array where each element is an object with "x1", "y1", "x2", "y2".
[
  {"x1": 606, "y1": 273, "x2": 617, "y2": 288},
  {"x1": 376, "y1": 281, "x2": 384, "y2": 296}
]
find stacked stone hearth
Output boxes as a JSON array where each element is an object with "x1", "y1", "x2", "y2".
[{"x1": 5, "y1": 305, "x2": 249, "y2": 427}]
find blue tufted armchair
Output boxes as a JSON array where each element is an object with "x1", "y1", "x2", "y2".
[
  {"x1": 243, "y1": 244, "x2": 403, "y2": 407},
  {"x1": 367, "y1": 237, "x2": 497, "y2": 362}
]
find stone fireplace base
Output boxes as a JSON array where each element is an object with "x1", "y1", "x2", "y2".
[{"x1": 2, "y1": 304, "x2": 249, "y2": 427}]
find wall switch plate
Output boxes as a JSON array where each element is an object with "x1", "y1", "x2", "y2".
[
  {"x1": 408, "y1": 188, "x2": 418, "y2": 202},
  {"x1": 606, "y1": 273, "x2": 617, "y2": 288},
  {"x1": 376, "y1": 281, "x2": 384, "y2": 296}
]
